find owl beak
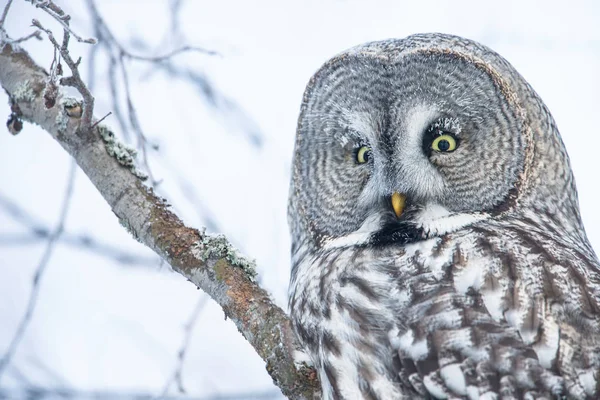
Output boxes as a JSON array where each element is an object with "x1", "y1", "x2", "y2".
[{"x1": 391, "y1": 192, "x2": 407, "y2": 218}]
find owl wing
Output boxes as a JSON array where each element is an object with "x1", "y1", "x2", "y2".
[{"x1": 389, "y1": 224, "x2": 600, "y2": 399}]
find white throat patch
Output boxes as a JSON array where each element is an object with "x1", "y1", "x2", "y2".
[
  {"x1": 413, "y1": 203, "x2": 488, "y2": 237},
  {"x1": 322, "y1": 204, "x2": 487, "y2": 250},
  {"x1": 322, "y1": 213, "x2": 383, "y2": 250}
]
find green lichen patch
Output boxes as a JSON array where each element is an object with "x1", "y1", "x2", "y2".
[
  {"x1": 97, "y1": 125, "x2": 148, "y2": 180},
  {"x1": 12, "y1": 80, "x2": 36, "y2": 103},
  {"x1": 193, "y1": 234, "x2": 258, "y2": 282},
  {"x1": 55, "y1": 104, "x2": 69, "y2": 134}
]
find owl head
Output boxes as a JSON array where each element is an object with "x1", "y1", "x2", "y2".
[{"x1": 289, "y1": 33, "x2": 583, "y2": 251}]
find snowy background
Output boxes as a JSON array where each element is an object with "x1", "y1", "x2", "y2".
[{"x1": 1, "y1": 0, "x2": 599, "y2": 398}]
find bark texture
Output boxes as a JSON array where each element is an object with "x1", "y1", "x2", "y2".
[{"x1": 0, "y1": 42, "x2": 319, "y2": 399}]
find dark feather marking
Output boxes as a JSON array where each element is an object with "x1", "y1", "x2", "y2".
[
  {"x1": 357, "y1": 365, "x2": 381, "y2": 400},
  {"x1": 499, "y1": 375, "x2": 519, "y2": 399},
  {"x1": 415, "y1": 347, "x2": 440, "y2": 377},
  {"x1": 475, "y1": 231, "x2": 519, "y2": 314},
  {"x1": 336, "y1": 294, "x2": 369, "y2": 327},
  {"x1": 510, "y1": 226, "x2": 559, "y2": 263},
  {"x1": 308, "y1": 302, "x2": 320, "y2": 319},
  {"x1": 319, "y1": 249, "x2": 344, "y2": 301},
  {"x1": 322, "y1": 330, "x2": 341, "y2": 357},
  {"x1": 394, "y1": 356, "x2": 416, "y2": 393},
  {"x1": 464, "y1": 286, "x2": 486, "y2": 310},
  {"x1": 348, "y1": 245, "x2": 367, "y2": 270},
  {"x1": 512, "y1": 226, "x2": 600, "y2": 316},
  {"x1": 323, "y1": 361, "x2": 341, "y2": 400},
  {"x1": 476, "y1": 361, "x2": 501, "y2": 395},
  {"x1": 294, "y1": 323, "x2": 315, "y2": 350},
  {"x1": 398, "y1": 356, "x2": 417, "y2": 379},
  {"x1": 519, "y1": 299, "x2": 542, "y2": 343},
  {"x1": 490, "y1": 186, "x2": 520, "y2": 216},
  {"x1": 520, "y1": 214, "x2": 563, "y2": 239},
  {"x1": 359, "y1": 384, "x2": 380, "y2": 400},
  {"x1": 452, "y1": 244, "x2": 467, "y2": 268},
  {"x1": 341, "y1": 275, "x2": 379, "y2": 301},
  {"x1": 460, "y1": 358, "x2": 479, "y2": 393},
  {"x1": 323, "y1": 301, "x2": 331, "y2": 320},
  {"x1": 520, "y1": 215, "x2": 599, "y2": 268},
  {"x1": 431, "y1": 235, "x2": 452, "y2": 257}
]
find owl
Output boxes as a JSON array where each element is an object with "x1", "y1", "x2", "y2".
[{"x1": 288, "y1": 33, "x2": 600, "y2": 399}]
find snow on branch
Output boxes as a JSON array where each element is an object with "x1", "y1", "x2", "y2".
[{"x1": 0, "y1": 4, "x2": 318, "y2": 400}]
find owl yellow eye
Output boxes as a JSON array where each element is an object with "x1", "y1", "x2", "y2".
[
  {"x1": 431, "y1": 134, "x2": 457, "y2": 152},
  {"x1": 356, "y1": 146, "x2": 372, "y2": 164}
]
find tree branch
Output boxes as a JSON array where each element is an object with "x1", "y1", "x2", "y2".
[{"x1": 0, "y1": 41, "x2": 318, "y2": 400}]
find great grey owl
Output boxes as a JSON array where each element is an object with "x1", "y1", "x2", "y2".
[{"x1": 288, "y1": 33, "x2": 600, "y2": 399}]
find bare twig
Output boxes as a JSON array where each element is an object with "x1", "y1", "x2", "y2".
[
  {"x1": 84, "y1": 0, "x2": 221, "y2": 187},
  {"x1": 107, "y1": 55, "x2": 131, "y2": 141},
  {"x1": 31, "y1": 18, "x2": 95, "y2": 130},
  {"x1": 86, "y1": 0, "x2": 215, "y2": 60},
  {"x1": 90, "y1": 110, "x2": 112, "y2": 129},
  {"x1": 0, "y1": 160, "x2": 77, "y2": 379},
  {"x1": 161, "y1": 296, "x2": 209, "y2": 396},
  {"x1": 11, "y1": 30, "x2": 43, "y2": 44},
  {"x1": 27, "y1": 0, "x2": 96, "y2": 44},
  {"x1": 118, "y1": 53, "x2": 158, "y2": 185},
  {"x1": 126, "y1": 45, "x2": 219, "y2": 61},
  {"x1": 168, "y1": 0, "x2": 183, "y2": 40}
]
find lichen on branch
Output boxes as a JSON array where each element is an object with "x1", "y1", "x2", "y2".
[
  {"x1": 97, "y1": 125, "x2": 148, "y2": 180},
  {"x1": 193, "y1": 233, "x2": 258, "y2": 282}
]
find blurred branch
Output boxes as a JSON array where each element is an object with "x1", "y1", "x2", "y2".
[
  {"x1": 0, "y1": 233, "x2": 159, "y2": 267},
  {"x1": 162, "y1": 295, "x2": 209, "y2": 396},
  {"x1": 0, "y1": 160, "x2": 76, "y2": 379},
  {"x1": 0, "y1": 12, "x2": 318, "y2": 400},
  {"x1": 0, "y1": 193, "x2": 161, "y2": 267},
  {"x1": 86, "y1": 0, "x2": 216, "y2": 60},
  {"x1": 0, "y1": 387, "x2": 282, "y2": 400},
  {"x1": 0, "y1": 0, "x2": 42, "y2": 44},
  {"x1": 84, "y1": 0, "x2": 261, "y2": 192},
  {"x1": 84, "y1": 0, "x2": 218, "y2": 187},
  {"x1": 0, "y1": 0, "x2": 12, "y2": 28},
  {"x1": 155, "y1": 62, "x2": 264, "y2": 148}
]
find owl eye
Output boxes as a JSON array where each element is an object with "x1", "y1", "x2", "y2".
[
  {"x1": 431, "y1": 133, "x2": 457, "y2": 153},
  {"x1": 356, "y1": 146, "x2": 372, "y2": 164}
]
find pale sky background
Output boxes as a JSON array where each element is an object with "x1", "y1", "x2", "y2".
[{"x1": 1, "y1": 0, "x2": 599, "y2": 399}]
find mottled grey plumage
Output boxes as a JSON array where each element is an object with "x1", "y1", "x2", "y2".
[{"x1": 288, "y1": 33, "x2": 600, "y2": 399}]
